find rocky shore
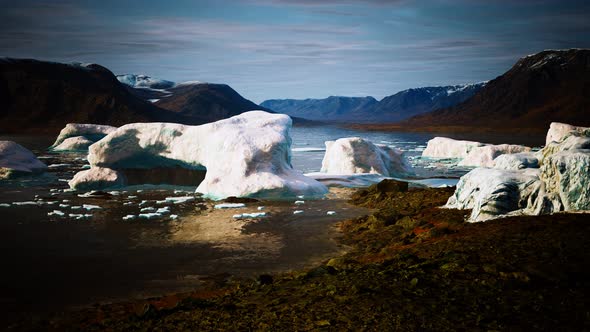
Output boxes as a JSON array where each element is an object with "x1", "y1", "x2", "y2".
[{"x1": 18, "y1": 180, "x2": 590, "y2": 331}]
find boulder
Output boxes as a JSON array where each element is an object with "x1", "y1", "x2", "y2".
[
  {"x1": 493, "y1": 152, "x2": 539, "y2": 170},
  {"x1": 51, "y1": 123, "x2": 116, "y2": 150},
  {"x1": 422, "y1": 137, "x2": 486, "y2": 159},
  {"x1": 458, "y1": 144, "x2": 532, "y2": 167},
  {"x1": 320, "y1": 137, "x2": 412, "y2": 177},
  {"x1": 0, "y1": 141, "x2": 47, "y2": 179},
  {"x1": 69, "y1": 111, "x2": 328, "y2": 199}
]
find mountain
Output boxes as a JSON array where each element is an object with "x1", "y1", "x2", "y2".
[
  {"x1": 367, "y1": 83, "x2": 485, "y2": 123},
  {"x1": 260, "y1": 83, "x2": 484, "y2": 123},
  {"x1": 400, "y1": 49, "x2": 590, "y2": 131},
  {"x1": 0, "y1": 58, "x2": 172, "y2": 134},
  {"x1": 118, "y1": 77, "x2": 269, "y2": 125},
  {"x1": 116, "y1": 74, "x2": 175, "y2": 90},
  {"x1": 261, "y1": 96, "x2": 378, "y2": 122},
  {"x1": 0, "y1": 59, "x2": 276, "y2": 134}
]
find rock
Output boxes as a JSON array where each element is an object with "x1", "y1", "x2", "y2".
[
  {"x1": 68, "y1": 167, "x2": 126, "y2": 190},
  {"x1": 445, "y1": 168, "x2": 541, "y2": 222},
  {"x1": 422, "y1": 137, "x2": 486, "y2": 159},
  {"x1": 69, "y1": 111, "x2": 328, "y2": 199},
  {"x1": 0, "y1": 141, "x2": 47, "y2": 179},
  {"x1": 375, "y1": 179, "x2": 408, "y2": 193},
  {"x1": 51, "y1": 123, "x2": 116, "y2": 150},
  {"x1": 320, "y1": 137, "x2": 412, "y2": 177},
  {"x1": 52, "y1": 136, "x2": 95, "y2": 151},
  {"x1": 493, "y1": 152, "x2": 539, "y2": 170},
  {"x1": 458, "y1": 144, "x2": 532, "y2": 167},
  {"x1": 545, "y1": 122, "x2": 589, "y2": 146}
]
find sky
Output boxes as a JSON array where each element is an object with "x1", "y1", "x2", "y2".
[{"x1": 1, "y1": 0, "x2": 589, "y2": 103}]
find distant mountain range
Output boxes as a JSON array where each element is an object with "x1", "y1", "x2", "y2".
[
  {"x1": 398, "y1": 49, "x2": 590, "y2": 131},
  {"x1": 261, "y1": 83, "x2": 485, "y2": 123}
]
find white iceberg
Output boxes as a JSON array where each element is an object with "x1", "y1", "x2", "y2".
[
  {"x1": 446, "y1": 122, "x2": 590, "y2": 222},
  {"x1": 0, "y1": 141, "x2": 47, "y2": 179},
  {"x1": 68, "y1": 111, "x2": 327, "y2": 199},
  {"x1": 320, "y1": 137, "x2": 412, "y2": 177},
  {"x1": 233, "y1": 212, "x2": 267, "y2": 219},
  {"x1": 51, "y1": 123, "x2": 117, "y2": 151},
  {"x1": 545, "y1": 122, "x2": 589, "y2": 146},
  {"x1": 422, "y1": 137, "x2": 485, "y2": 159},
  {"x1": 458, "y1": 144, "x2": 531, "y2": 167}
]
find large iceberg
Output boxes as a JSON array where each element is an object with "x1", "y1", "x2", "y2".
[
  {"x1": 0, "y1": 141, "x2": 47, "y2": 179},
  {"x1": 51, "y1": 123, "x2": 116, "y2": 151},
  {"x1": 446, "y1": 122, "x2": 590, "y2": 222},
  {"x1": 69, "y1": 111, "x2": 328, "y2": 199},
  {"x1": 320, "y1": 137, "x2": 412, "y2": 177}
]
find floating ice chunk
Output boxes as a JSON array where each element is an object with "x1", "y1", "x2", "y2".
[
  {"x1": 0, "y1": 203, "x2": 10, "y2": 207},
  {"x1": 138, "y1": 213, "x2": 161, "y2": 219},
  {"x1": 140, "y1": 207, "x2": 156, "y2": 212},
  {"x1": 214, "y1": 203, "x2": 246, "y2": 209},
  {"x1": 293, "y1": 210, "x2": 304, "y2": 215},
  {"x1": 294, "y1": 200, "x2": 305, "y2": 205},
  {"x1": 62, "y1": 199, "x2": 70, "y2": 202},
  {"x1": 44, "y1": 201, "x2": 58, "y2": 205},
  {"x1": 58, "y1": 179, "x2": 69, "y2": 182},
  {"x1": 83, "y1": 204, "x2": 102, "y2": 210},
  {"x1": 12, "y1": 201, "x2": 39, "y2": 206},
  {"x1": 50, "y1": 189, "x2": 59, "y2": 192},
  {"x1": 327, "y1": 211, "x2": 336, "y2": 215},
  {"x1": 136, "y1": 190, "x2": 144, "y2": 193},
  {"x1": 169, "y1": 214, "x2": 178, "y2": 220},
  {"x1": 108, "y1": 191, "x2": 121, "y2": 196},
  {"x1": 297, "y1": 195, "x2": 305, "y2": 199},
  {"x1": 127, "y1": 195, "x2": 138, "y2": 199},
  {"x1": 139, "y1": 200, "x2": 149, "y2": 206},
  {"x1": 59, "y1": 204, "x2": 69, "y2": 208},
  {"x1": 257, "y1": 206, "x2": 265, "y2": 211},
  {"x1": 156, "y1": 207, "x2": 170, "y2": 214},
  {"x1": 51, "y1": 123, "x2": 116, "y2": 150},
  {"x1": 48, "y1": 210, "x2": 66, "y2": 217},
  {"x1": 48, "y1": 164, "x2": 72, "y2": 168},
  {"x1": 233, "y1": 212, "x2": 267, "y2": 219},
  {"x1": 122, "y1": 215, "x2": 136, "y2": 221},
  {"x1": 0, "y1": 141, "x2": 47, "y2": 178},
  {"x1": 70, "y1": 206, "x2": 82, "y2": 210},
  {"x1": 69, "y1": 213, "x2": 92, "y2": 220},
  {"x1": 123, "y1": 202, "x2": 134, "y2": 206},
  {"x1": 164, "y1": 196, "x2": 195, "y2": 204}
]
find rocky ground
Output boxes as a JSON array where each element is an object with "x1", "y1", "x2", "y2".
[{"x1": 13, "y1": 180, "x2": 590, "y2": 331}]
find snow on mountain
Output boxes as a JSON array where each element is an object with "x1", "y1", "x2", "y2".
[{"x1": 116, "y1": 74, "x2": 175, "y2": 90}]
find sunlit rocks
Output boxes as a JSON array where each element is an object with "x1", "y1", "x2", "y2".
[{"x1": 320, "y1": 137, "x2": 412, "y2": 177}]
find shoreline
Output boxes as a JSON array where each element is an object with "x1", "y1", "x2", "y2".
[{"x1": 19, "y1": 181, "x2": 590, "y2": 331}]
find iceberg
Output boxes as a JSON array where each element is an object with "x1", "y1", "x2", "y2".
[
  {"x1": 446, "y1": 122, "x2": 590, "y2": 221},
  {"x1": 68, "y1": 111, "x2": 328, "y2": 200},
  {"x1": 422, "y1": 137, "x2": 485, "y2": 159},
  {"x1": 320, "y1": 137, "x2": 412, "y2": 177},
  {"x1": 51, "y1": 123, "x2": 117, "y2": 152},
  {"x1": 458, "y1": 144, "x2": 531, "y2": 167},
  {"x1": 0, "y1": 141, "x2": 47, "y2": 179}
]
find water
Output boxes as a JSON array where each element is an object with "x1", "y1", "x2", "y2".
[{"x1": 0, "y1": 126, "x2": 543, "y2": 324}]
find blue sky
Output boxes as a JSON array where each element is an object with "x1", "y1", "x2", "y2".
[{"x1": 1, "y1": 0, "x2": 589, "y2": 103}]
